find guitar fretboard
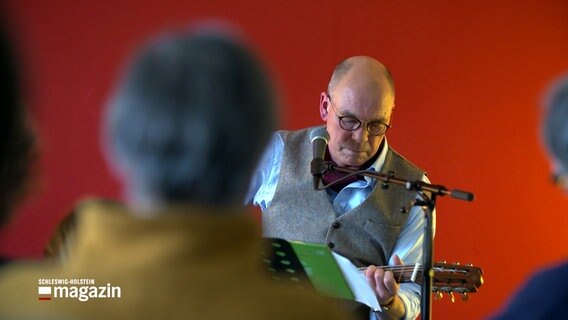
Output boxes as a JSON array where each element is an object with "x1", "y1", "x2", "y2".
[{"x1": 358, "y1": 264, "x2": 424, "y2": 283}]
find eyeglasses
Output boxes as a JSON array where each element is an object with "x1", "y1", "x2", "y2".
[{"x1": 326, "y1": 93, "x2": 391, "y2": 136}]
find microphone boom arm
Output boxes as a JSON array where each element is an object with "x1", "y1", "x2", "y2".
[{"x1": 322, "y1": 161, "x2": 474, "y2": 202}]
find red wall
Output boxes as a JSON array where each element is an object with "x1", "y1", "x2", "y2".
[{"x1": 3, "y1": 1, "x2": 568, "y2": 319}]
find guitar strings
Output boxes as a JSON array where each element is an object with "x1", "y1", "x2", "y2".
[
  {"x1": 358, "y1": 265, "x2": 469, "y2": 274},
  {"x1": 358, "y1": 265, "x2": 425, "y2": 282}
]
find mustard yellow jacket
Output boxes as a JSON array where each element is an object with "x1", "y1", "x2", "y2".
[{"x1": 0, "y1": 200, "x2": 347, "y2": 320}]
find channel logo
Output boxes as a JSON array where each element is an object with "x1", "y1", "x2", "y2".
[
  {"x1": 38, "y1": 286, "x2": 52, "y2": 301},
  {"x1": 37, "y1": 279, "x2": 121, "y2": 302}
]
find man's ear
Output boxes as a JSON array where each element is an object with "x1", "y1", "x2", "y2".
[{"x1": 319, "y1": 92, "x2": 329, "y2": 121}]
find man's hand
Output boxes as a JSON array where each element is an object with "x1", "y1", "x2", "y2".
[{"x1": 365, "y1": 255, "x2": 406, "y2": 319}]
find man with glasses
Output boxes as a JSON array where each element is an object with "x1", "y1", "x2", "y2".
[
  {"x1": 490, "y1": 74, "x2": 568, "y2": 320},
  {"x1": 247, "y1": 56, "x2": 432, "y2": 320}
]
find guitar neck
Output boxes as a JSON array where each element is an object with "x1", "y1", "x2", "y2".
[
  {"x1": 360, "y1": 262, "x2": 484, "y2": 294},
  {"x1": 360, "y1": 264, "x2": 424, "y2": 283}
]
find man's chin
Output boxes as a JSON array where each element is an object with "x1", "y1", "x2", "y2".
[
  {"x1": 335, "y1": 150, "x2": 371, "y2": 168},
  {"x1": 341, "y1": 157, "x2": 369, "y2": 168}
]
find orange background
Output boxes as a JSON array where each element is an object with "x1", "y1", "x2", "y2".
[{"x1": 2, "y1": 1, "x2": 568, "y2": 319}]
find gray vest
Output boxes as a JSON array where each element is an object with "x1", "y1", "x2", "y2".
[{"x1": 263, "y1": 126, "x2": 425, "y2": 267}]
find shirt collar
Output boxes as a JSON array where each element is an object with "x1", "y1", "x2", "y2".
[
  {"x1": 357, "y1": 137, "x2": 388, "y2": 186},
  {"x1": 367, "y1": 137, "x2": 389, "y2": 172}
]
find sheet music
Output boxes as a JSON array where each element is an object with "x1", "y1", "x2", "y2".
[{"x1": 331, "y1": 252, "x2": 381, "y2": 311}]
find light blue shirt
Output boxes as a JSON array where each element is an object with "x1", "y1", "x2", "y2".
[{"x1": 246, "y1": 131, "x2": 436, "y2": 320}]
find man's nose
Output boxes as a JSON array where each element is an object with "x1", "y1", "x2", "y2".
[{"x1": 352, "y1": 125, "x2": 369, "y2": 143}]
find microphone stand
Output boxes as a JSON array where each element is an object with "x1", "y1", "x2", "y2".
[{"x1": 318, "y1": 161, "x2": 474, "y2": 320}]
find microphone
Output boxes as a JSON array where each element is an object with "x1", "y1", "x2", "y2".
[{"x1": 309, "y1": 127, "x2": 329, "y2": 189}]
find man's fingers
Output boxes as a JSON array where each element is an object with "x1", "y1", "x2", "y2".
[
  {"x1": 373, "y1": 268, "x2": 386, "y2": 292},
  {"x1": 365, "y1": 264, "x2": 400, "y2": 303},
  {"x1": 383, "y1": 270, "x2": 400, "y2": 295},
  {"x1": 365, "y1": 265, "x2": 378, "y2": 281}
]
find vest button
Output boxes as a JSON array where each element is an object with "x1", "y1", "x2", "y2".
[
  {"x1": 327, "y1": 242, "x2": 335, "y2": 249},
  {"x1": 332, "y1": 222, "x2": 341, "y2": 229}
]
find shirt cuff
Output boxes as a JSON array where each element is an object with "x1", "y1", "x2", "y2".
[{"x1": 397, "y1": 283, "x2": 421, "y2": 320}]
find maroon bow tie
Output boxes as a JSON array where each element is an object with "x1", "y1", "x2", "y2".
[
  {"x1": 320, "y1": 144, "x2": 381, "y2": 191},
  {"x1": 321, "y1": 170, "x2": 364, "y2": 192}
]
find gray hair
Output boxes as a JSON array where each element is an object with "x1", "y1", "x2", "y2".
[
  {"x1": 327, "y1": 59, "x2": 354, "y2": 94},
  {"x1": 105, "y1": 29, "x2": 277, "y2": 206},
  {"x1": 543, "y1": 73, "x2": 568, "y2": 170}
]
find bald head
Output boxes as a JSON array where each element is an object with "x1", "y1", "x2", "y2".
[{"x1": 327, "y1": 56, "x2": 395, "y2": 97}]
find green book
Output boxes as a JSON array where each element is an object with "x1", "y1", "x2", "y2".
[{"x1": 288, "y1": 241, "x2": 354, "y2": 300}]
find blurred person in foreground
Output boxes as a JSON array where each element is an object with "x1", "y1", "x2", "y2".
[
  {"x1": 247, "y1": 56, "x2": 433, "y2": 320},
  {"x1": 0, "y1": 19, "x2": 37, "y2": 265},
  {"x1": 490, "y1": 74, "x2": 568, "y2": 320},
  {"x1": 0, "y1": 25, "x2": 348, "y2": 320}
]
